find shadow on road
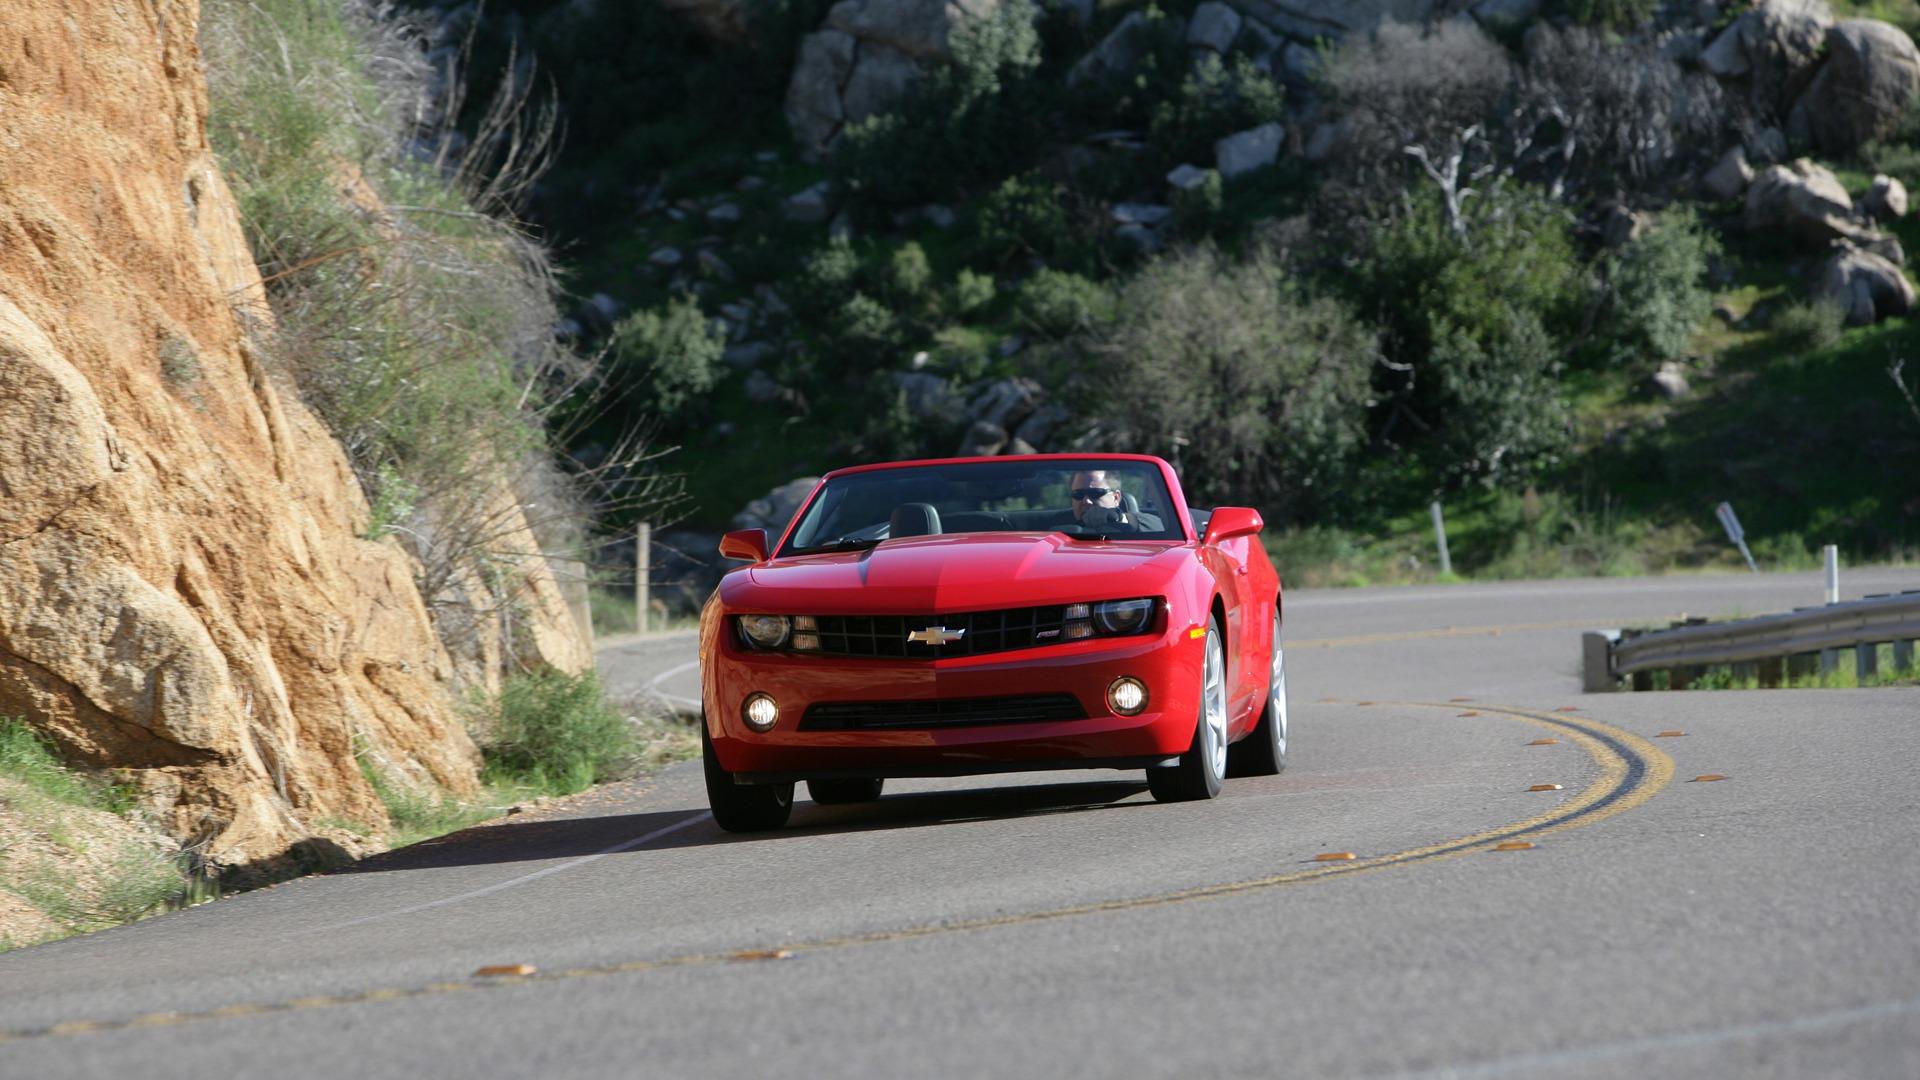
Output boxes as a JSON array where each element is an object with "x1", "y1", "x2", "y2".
[{"x1": 335, "y1": 779, "x2": 1150, "y2": 874}]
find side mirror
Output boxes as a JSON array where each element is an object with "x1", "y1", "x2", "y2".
[
  {"x1": 718, "y1": 528, "x2": 770, "y2": 563},
  {"x1": 1202, "y1": 507, "x2": 1263, "y2": 545}
]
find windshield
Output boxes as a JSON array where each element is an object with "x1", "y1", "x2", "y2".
[{"x1": 781, "y1": 459, "x2": 1186, "y2": 554}]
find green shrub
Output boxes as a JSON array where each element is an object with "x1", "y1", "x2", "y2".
[
  {"x1": 1148, "y1": 53, "x2": 1284, "y2": 168},
  {"x1": 1771, "y1": 299, "x2": 1847, "y2": 354},
  {"x1": 1084, "y1": 246, "x2": 1376, "y2": 516},
  {"x1": 1357, "y1": 185, "x2": 1586, "y2": 485},
  {"x1": 607, "y1": 295, "x2": 728, "y2": 421},
  {"x1": 1597, "y1": 209, "x2": 1719, "y2": 370},
  {"x1": 885, "y1": 241, "x2": 936, "y2": 308},
  {"x1": 0, "y1": 718, "x2": 133, "y2": 813},
  {"x1": 834, "y1": 0, "x2": 1044, "y2": 207},
  {"x1": 796, "y1": 234, "x2": 867, "y2": 319},
  {"x1": 1016, "y1": 269, "x2": 1113, "y2": 338},
  {"x1": 975, "y1": 173, "x2": 1088, "y2": 268},
  {"x1": 953, "y1": 268, "x2": 998, "y2": 314},
  {"x1": 480, "y1": 669, "x2": 638, "y2": 795}
]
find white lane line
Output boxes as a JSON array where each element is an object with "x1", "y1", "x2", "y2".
[
  {"x1": 283, "y1": 812, "x2": 713, "y2": 939},
  {"x1": 644, "y1": 659, "x2": 701, "y2": 710},
  {"x1": 1372, "y1": 994, "x2": 1920, "y2": 1079}
]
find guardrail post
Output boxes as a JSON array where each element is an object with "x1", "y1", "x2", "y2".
[
  {"x1": 1856, "y1": 642, "x2": 1879, "y2": 679},
  {"x1": 1818, "y1": 648, "x2": 1838, "y2": 676},
  {"x1": 1758, "y1": 657, "x2": 1784, "y2": 687},
  {"x1": 1896, "y1": 639, "x2": 1915, "y2": 673},
  {"x1": 1582, "y1": 631, "x2": 1619, "y2": 693}
]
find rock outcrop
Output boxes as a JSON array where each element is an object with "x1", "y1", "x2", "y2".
[
  {"x1": 1787, "y1": 20, "x2": 1920, "y2": 155},
  {"x1": 0, "y1": 1, "x2": 575, "y2": 869},
  {"x1": 784, "y1": 0, "x2": 1001, "y2": 157}
]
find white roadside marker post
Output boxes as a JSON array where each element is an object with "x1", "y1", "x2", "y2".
[
  {"x1": 1715, "y1": 502, "x2": 1758, "y2": 572},
  {"x1": 1430, "y1": 501, "x2": 1452, "y2": 578}
]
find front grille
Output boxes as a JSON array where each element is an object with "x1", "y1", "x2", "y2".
[
  {"x1": 798, "y1": 694, "x2": 1086, "y2": 731},
  {"x1": 809, "y1": 606, "x2": 1072, "y2": 659}
]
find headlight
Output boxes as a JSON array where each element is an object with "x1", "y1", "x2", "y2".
[
  {"x1": 1061, "y1": 598, "x2": 1156, "y2": 640},
  {"x1": 1093, "y1": 598, "x2": 1155, "y2": 635},
  {"x1": 738, "y1": 615, "x2": 791, "y2": 650}
]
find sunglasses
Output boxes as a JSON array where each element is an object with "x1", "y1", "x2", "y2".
[{"x1": 1071, "y1": 487, "x2": 1117, "y2": 502}]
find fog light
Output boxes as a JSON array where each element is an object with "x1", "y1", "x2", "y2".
[
  {"x1": 742, "y1": 692, "x2": 780, "y2": 731},
  {"x1": 1107, "y1": 676, "x2": 1148, "y2": 716}
]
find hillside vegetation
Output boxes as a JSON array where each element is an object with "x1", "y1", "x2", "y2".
[{"x1": 413, "y1": 0, "x2": 1919, "y2": 591}]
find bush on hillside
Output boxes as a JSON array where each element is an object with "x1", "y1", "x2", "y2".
[
  {"x1": 1082, "y1": 246, "x2": 1376, "y2": 517},
  {"x1": 480, "y1": 669, "x2": 637, "y2": 794},
  {"x1": 834, "y1": 0, "x2": 1045, "y2": 208},
  {"x1": 1358, "y1": 186, "x2": 1585, "y2": 485},
  {"x1": 606, "y1": 295, "x2": 727, "y2": 423},
  {"x1": 1148, "y1": 53, "x2": 1285, "y2": 169},
  {"x1": 1595, "y1": 209, "x2": 1719, "y2": 370},
  {"x1": 974, "y1": 173, "x2": 1096, "y2": 269},
  {"x1": 1016, "y1": 269, "x2": 1114, "y2": 339}
]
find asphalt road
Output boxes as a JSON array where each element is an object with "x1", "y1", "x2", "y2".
[{"x1": 4, "y1": 569, "x2": 1918, "y2": 1079}]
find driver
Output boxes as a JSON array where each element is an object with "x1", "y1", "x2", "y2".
[{"x1": 1067, "y1": 470, "x2": 1160, "y2": 531}]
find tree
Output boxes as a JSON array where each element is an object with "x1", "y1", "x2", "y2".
[{"x1": 1083, "y1": 246, "x2": 1376, "y2": 517}]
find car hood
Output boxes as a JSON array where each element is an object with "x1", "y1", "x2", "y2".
[{"x1": 728, "y1": 533, "x2": 1191, "y2": 613}]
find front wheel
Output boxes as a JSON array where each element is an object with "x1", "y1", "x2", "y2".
[
  {"x1": 703, "y1": 721, "x2": 793, "y2": 832},
  {"x1": 1148, "y1": 614, "x2": 1228, "y2": 802},
  {"x1": 1227, "y1": 610, "x2": 1287, "y2": 778}
]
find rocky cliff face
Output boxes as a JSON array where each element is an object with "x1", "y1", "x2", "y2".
[{"x1": 0, "y1": 1, "x2": 562, "y2": 868}]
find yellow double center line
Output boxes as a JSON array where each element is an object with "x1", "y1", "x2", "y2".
[{"x1": 0, "y1": 703, "x2": 1671, "y2": 1043}]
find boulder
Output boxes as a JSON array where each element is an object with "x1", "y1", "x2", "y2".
[
  {"x1": 1222, "y1": 0, "x2": 1446, "y2": 41},
  {"x1": 1700, "y1": 0, "x2": 1833, "y2": 118},
  {"x1": 1014, "y1": 404, "x2": 1071, "y2": 450},
  {"x1": 889, "y1": 370, "x2": 967, "y2": 424},
  {"x1": 1651, "y1": 361, "x2": 1690, "y2": 400},
  {"x1": 784, "y1": 30, "x2": 856, "y2": 158},
  {"x1": 1743, "y1": 158, "x2": 1873, "y2": 248},
  {"x1": 1279, "y1": 42, "x2": 1322, "y2": 87},
  {"x1": 968, "y1": 377, "x2": 1045, "y2": 430},
  {"x1": 1471, "y1": 0, "x2": 1541, "y2": 26},
  {"x1": 785, "y1": 179, "x2": 837, "y2": 223},
  {"x1": 957, "y1": 419, "x2": 1011, "y2": 457},
  {"x1": 1747, "y1": 126, "x2": 1790, "y2": 165},
  {"x1": 654, "y1": 0, "x2": 756, "y2": 45},
  {"x1": 1215, "y1": 122, "x2": 1286, "y2": 178},
  {"x1": 1187, "y1": 2, "x2": 1243, "y2": 53},
  {"x1": 1816, "y1": 247, "x2": 1917, "y2": 325},
  {"x1": 1702, "y1": 146, "x2": 1754, "y2": 201},
  {"x1": 1786, "y1": 19, "x2": 1920, "y2": 155},
  {"x1": 1863, "y1": 174, "x2": 1910, "y2": 221},
  {"x1": 1602, "y1": 205, "x2": 1651, "y2": 249},
  {"x1": 1113, "y1": 202, "x2": 1173, "y2": 226},
  {"x1": 1167, "y1": 163, "x2": 1213, "y2": 190},
  {"x1": 1069, "y1": 11, "x2": 1154, "y2": 86},
  {"x1": 730, "y1": 477, "x2": 822, "y2": 534},
  {"x1": 783, "y1": 0, "x2": 1001, "y2": 157}
]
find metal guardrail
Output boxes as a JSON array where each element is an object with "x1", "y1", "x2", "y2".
[{"x1": 1583, "y1": 590, "x2": 1920, "y2": 692}]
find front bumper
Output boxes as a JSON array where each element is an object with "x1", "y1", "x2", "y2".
[{"x1": 704, "y1": 621, "x2": 1205, "y2": 779}]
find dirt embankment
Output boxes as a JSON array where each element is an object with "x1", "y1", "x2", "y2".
[{"x1": 0, "y1": 1, "x2": 576, "y2": 869}]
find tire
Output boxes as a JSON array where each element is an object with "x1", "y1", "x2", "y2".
[
  {"x1": 703, "y1": 721, "x2": 793, "y2": 832},
  {"x1": 807, "y1": 777, "x2": 885, "y2": 805},
  {"x1": 1227, "y1": 610, "x2": 1288, "y2": 778},
  {"x1": 1148, "y1": 614, "x2": 1228, "y2": 802}
]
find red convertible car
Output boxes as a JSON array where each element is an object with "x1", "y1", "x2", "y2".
[{"x1": 698, "y1": 454, "x2": 1286, "y2": 831}]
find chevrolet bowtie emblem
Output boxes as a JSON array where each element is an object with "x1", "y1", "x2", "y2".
[{"x1": 907, "y1": 626, "x2": 965, "y2": 645}]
